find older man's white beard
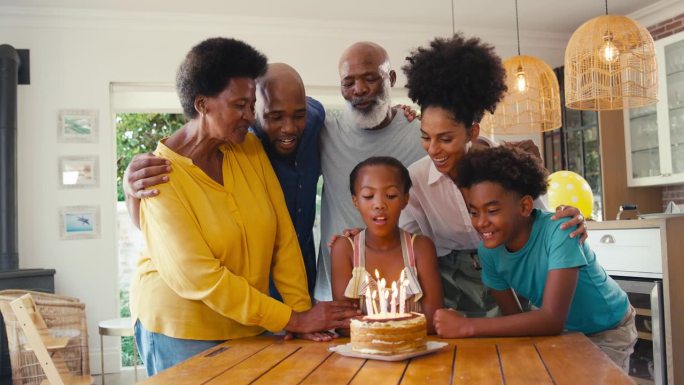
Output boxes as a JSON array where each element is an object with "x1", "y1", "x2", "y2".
[{"x1": 344, "y1": 88, "x2": 392, "y2": 129}]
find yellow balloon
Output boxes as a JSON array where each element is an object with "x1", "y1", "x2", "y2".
[{"x1": 547, "y1": 171, "x2": 594, "y2": 219}]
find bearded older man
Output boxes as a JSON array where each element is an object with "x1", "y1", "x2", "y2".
[{"x1": 313, "y1": 42, "x2": 425, "y2": 301}]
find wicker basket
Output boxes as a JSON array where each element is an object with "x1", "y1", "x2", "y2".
[{"x1": 0, "y1": 290, "x2": 90, "y2": 385}]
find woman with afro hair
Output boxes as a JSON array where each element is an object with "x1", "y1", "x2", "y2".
[
  {"x1": 433, "y1": 146, "x2": 636, "y2": 372},
  {"x1": 399, "y1": 33, "x2": 588, "y2": 318}
]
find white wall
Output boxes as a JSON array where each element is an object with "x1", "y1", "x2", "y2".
[{"x1": 0, "y1": 6, "x2": 571, "y2": 374}]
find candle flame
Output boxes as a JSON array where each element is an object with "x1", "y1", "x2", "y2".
[{"x1": 375, "y1": 269, "x2": 380, "y2": 280}]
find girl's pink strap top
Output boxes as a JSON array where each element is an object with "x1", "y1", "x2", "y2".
[{"x1": 343, "y1": 229, "x2": 423, "y2": 307}]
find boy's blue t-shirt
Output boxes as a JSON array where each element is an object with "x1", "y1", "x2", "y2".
[{"x1": 478, "y1": 209, "x2": 629, "y2": 334}]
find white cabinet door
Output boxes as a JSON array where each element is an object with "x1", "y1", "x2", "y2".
[{"x1": 625, "y1": 30, "x2": 684, "y2": 186}]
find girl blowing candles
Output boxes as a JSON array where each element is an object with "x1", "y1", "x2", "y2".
[
  {"x1": 331, "y1": 157, "x2": 444, "y2": 334},
  {"x1": 434, "y1": 146, "x2": 637, "y2": 372}
]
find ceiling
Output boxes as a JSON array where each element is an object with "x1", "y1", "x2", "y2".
[{"x1": 0, "y1": 0, "x2": 663, "y2": 35}]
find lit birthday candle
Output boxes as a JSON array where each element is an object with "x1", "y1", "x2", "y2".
[
  {"x1": 390, "y1": 281, "x2": 398, "y2": 314},
  {"x1": 378, "y1": 278, "x2": 387, "y2": 314},
  {"x1": 364, "y1": 275, "x2": 374, "y2": 315},
  {"x1": 384, "y1": 290, "x2": 390, "y2": 314},
  {"x1": 374, "y1": 270, "x2": 382, "y2": 312},
  {"x1": 371, "y1": 290, "x2": 379, "y2": 315},
  {"x1": 399, "y1": 278, "x2": 408, "y2": 314}
]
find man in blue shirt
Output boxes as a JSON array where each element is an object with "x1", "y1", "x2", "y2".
[{"x1": 252, "y1": 63, "x2": 325, "y2": 299}]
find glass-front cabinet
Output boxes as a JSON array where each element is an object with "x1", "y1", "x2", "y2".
[{"x1": 625, "y1": 30, "x2": 684, "y2": 186}]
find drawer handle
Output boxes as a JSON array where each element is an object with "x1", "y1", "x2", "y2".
[{"x1": 600, "y1": 234, "x2": 615, "y2": 244}]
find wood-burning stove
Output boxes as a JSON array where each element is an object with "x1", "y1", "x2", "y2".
[{"x1": 0, "y1": 44, "x2": 56, "y2": 385}]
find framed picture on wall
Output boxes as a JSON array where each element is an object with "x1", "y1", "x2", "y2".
[
  {"x1": 58, "y1": 155, "x2": 99, "y2": 188},
  {"x1": 59, "y1": 205, "x2": 100, "y2": 240},
  {"x1": 58, "y1": 109, "x2": 98, "y2": 143}
]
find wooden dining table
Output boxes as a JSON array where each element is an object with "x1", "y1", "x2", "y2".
[{"x1": 138, "y1": 332, "x2": 635, "y2": 385}]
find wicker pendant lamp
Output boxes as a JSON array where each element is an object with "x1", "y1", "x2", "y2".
[
  {"x1": 480, "y1": 0, "x2": 561, "y2": 134},
  {"x1": 564, "y1": 1, "x2": 658, "y2": 110}
]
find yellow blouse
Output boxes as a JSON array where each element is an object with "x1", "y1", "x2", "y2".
[{"x1": 131, "y1": 133, "x2": 311, "y2": 340}]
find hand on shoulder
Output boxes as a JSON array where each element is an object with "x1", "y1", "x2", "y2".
[
  {"x1": 550, "y1": 205, "x2": 588, "y2": 244},
  {"x1": 124, "y1": 153, "x2": 171, "y2": 199}
]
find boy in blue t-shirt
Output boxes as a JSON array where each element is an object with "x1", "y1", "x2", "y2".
[{"x1": 433, "y1": 146, "x2": 637, "y2": 372}]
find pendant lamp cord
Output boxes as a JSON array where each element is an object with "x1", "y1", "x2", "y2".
[
  {"x1": 515, "y1": 0, "x2": 521, "y2": 55},
  {"x1": 605, "y1": 0, "x2": 608, "y2": 15},
  {"x1": 451, "y1": 0, "x2": 455, "y2": 35}
]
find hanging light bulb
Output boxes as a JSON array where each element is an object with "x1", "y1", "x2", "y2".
[
  {"x1": 479, "y1": 0, "x2": 561, "y2": 134},
  {"x1": 515, "y1": 64, "x2": 527, "y2": 92},
  {"x1": 600, "y1": 32, "x2": 620, "y2": 63}
]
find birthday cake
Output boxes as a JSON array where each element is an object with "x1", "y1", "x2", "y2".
[{"x1": 350, "y1": 312, "x2": 427, "y2": 356}]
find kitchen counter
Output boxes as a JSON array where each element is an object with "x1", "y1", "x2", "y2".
[{"x1": 587, "y1": 218, "x2": 666, "y2": 230}]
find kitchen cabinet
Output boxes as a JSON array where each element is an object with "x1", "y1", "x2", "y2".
[
  {"x1": 624, "y1": 29, "x2": 684, "y2": 186},
  {"x1": 588, "y1": 216, "x2": 684, "y2": 385}
]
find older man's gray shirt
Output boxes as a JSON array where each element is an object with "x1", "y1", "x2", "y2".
[{"x1": 314, "y1": 109, "x2": 425, "y2": 301}]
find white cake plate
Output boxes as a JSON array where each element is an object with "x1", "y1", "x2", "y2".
[{"x1": 329, "y1": 341, "x2": 448, "y2": 362}]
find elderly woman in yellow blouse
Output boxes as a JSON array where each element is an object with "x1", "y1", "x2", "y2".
[{"x1": 130, "y1": 37, "x2": 359, "y2": 376}]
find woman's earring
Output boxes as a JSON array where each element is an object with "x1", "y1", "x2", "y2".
[{"x1": 465, "y1": 140, "x2": 472, "y2": 152}]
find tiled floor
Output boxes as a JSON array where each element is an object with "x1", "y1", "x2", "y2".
[{"x1": 93, "y1": 368, "x2": 148, "y2": 385}]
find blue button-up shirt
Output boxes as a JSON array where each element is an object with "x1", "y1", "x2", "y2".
[{"x1": 254, "y1": 97, "x2": 325, "y2": 297}]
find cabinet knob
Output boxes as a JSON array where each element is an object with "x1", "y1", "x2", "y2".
[{"x1": 600, "y1": 234, "x2": 616, "y2": 244}]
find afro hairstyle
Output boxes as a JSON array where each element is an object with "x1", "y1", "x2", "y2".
[
  {"x1": 176, "y1": 37, "x2": 267, "y2": 119},
  {"x1": 455, "y1": 146, "x2": 549, "y2": 200},
  {"x1": 402, "y1": 33, "x2": 507, "y2": 126}
]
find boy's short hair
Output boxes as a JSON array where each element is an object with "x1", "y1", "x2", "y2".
[
  {"x1": 455, "y1": 146, "x2": 549, "y2": 199},
  {"x1": 349, "y1": 156, "x2": 412, "y2": 195}
]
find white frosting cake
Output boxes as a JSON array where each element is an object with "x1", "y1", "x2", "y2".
[{"x1": 350, "y1": 312, "x2": 427, "y2": 355}]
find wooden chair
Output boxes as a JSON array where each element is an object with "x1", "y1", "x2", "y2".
[{"x1": 9, "y1": 294, "x2": 93, "y2": 385}]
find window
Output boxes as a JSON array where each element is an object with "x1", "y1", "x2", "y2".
[
  {"x1": 543, "y1": 68, "x2": 603, "y2": 220},
  {"x1": 111, "y1": 83, "x2": 183, "y2": 367}
]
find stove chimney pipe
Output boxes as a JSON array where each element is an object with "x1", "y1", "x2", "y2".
[{"x1": 0, "y1": 45, "x2": 20, "y2": 271}]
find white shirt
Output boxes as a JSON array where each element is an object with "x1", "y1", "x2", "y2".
[
  {"x1": 400, "y1": 150, "x2": 549, "y2": 257},
  {"x1": 400, "y1": 155, "x2": 482, "y2": 256}
]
